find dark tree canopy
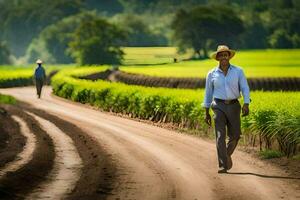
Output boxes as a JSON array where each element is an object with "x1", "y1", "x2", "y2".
[
  {"x1": 172, "y1": 5, "x2": 244, "y2": 58},
  {"x1": 0, "y1": 0, "x2": 83, "y2": 57},
  {"x1": 1, "y1": 0, "x2": 300, "y2": 63},
  {"x1": 84, "y1": 0, "x2": 123, "y2": 15},
  {"x1": 68, "y1": 17, "x2": 126, "y2": 65},
  {"x1": 114, "y1": 14, "x2": 168, "y2": 46},
  {"x1": 26, "y1": 12, "x2": 100, "y2": 64},
  {"x1": 0, "y1": 41, "x2": 11, "y2": 64}
]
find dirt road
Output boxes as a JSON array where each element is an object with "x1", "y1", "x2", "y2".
[{"x1": 0, "y1": 86, "x2": 299, "y2": 200}]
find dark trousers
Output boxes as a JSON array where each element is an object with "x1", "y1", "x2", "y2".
[
  {"x1": 35, "y1": 79, "x2": 44, "y2": 98},
  {"x1": 211, "y1": 101, "x2": 241, "y2": 169}
]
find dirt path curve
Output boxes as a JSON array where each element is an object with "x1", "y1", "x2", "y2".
[
  {"x1": 0, "y1": 86, "x2": 299, "y2": 200},
  {"x1": 0, "y1": 116, "x2": 36, "y2": 178},
  {"x1": 25, "y1": 112, "x2": 83, "y2": 200}
]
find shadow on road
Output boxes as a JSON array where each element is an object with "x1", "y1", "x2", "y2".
[{"x1": 227, "y1": 172, "x2": 300, "y2": 180}]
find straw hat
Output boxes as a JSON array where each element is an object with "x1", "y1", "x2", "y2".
[
  {"x1": 36, "y1": 59, "x2": 43, "y2": 64},
  {"x1": 210, "y1": 45, "x2": 235, "y2": 60}
]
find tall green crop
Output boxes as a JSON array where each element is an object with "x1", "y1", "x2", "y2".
[{"x1": 52, "y1": 67, "x2": 300, "y2": 157}]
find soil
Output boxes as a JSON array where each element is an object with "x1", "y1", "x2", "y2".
[
  {"x1": 0, "y1": 105, "x2": 54, "y2": 199},
  {"x1": 0, "y1": 86, "x2": 299, "y2": 200},
  {"x1": 0, "y1": 109, "x2": 25, "y2": 168}
]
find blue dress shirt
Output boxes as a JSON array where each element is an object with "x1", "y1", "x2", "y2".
[{"x1": 202, "y1": 64, "x2": 250, "y2": 108}]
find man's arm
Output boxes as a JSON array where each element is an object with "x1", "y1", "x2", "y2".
[
  {"x1": 203, "y1": 72, "x2": 213, "y2": 108},
  {"x1": 205, "y1": 107, "x2": 211, "y2": 126},
  {"x1": 239, "y1": 69, "x2": 250, "y2": 116},
  {"x1": 202, "y1": 72, "x2": 213, "y2": 126}
]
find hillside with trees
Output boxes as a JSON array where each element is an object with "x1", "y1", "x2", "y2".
[{"x1": 0, "y1": 0, "x2": 299, "y2": 64}]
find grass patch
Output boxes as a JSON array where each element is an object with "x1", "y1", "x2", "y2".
[
  {"x1": 0, "y1": 94, "x2": 16, "y2": 105},
  {"x1": 292, "y1": 154, "x2": 300, "y2": 160},
  {"x1": 259, "y1": 149, "x2": 284, "y2": 159}
]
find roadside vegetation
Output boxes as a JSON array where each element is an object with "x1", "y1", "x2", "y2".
[
  {"x1": 0, "y1": 93, "x2": 16, "y2": 104},
  {"x1": 0, "y1": 68, "x2": 33, "y2": 88},
  {"x1": 51, "y1": 67, "x2": 300, "y2": 158},
  {"x1": 1, "y1": 47, "x2": 299, "y2": 157}
]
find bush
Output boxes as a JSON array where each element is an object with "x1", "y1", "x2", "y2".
[
  {"x1": 259, "y1": 149, "x2": 284, "y2": 159},
  {"x1": 0, "y1": 93, "x2": 16, "y2": 104},
  {"x1": 269, "y1": 29, "x2": 293, "y2": 48},
  {"x1": 68, "y1": 16, "x2": 125, "y2": 65},
  {"x1": 0, "y1": 69, "x2": 33, "y2": 88}
]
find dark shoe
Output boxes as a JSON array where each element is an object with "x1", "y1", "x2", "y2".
[
  {"x1": 218, "y1": 167, "x2": 227, "y2": 174},
  {"x1": 227, "y1": 155, "x2": 233, "y2": 170}
]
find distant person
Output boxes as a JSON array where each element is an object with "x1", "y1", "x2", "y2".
[
  {"x1": 34, "y1": 59, "x2": 46, "y2": 99},
  {"x1": 202, "y1": 45, "x2": 250, "y2": 173}
]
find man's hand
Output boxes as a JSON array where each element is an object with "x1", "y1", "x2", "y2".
[
  {"x1": 204, "y1": 108, "x2": 212, "y2": 127},
  {"x1": 242, "y1": 104, "x2": 249, "y2": 117},
  {"x1": 205, "y1": 113, "x2": 212, "y2": 127}
]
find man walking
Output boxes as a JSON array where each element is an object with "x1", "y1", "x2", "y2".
[
  {"x1": 203, "y1": 45, "x2": 250, "y2": 173},
  {"x1": 34, "y1": 59, "x2": 46, "y2": 99}
]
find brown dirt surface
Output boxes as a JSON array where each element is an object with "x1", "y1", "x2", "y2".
[
  {"x1": 0, "y1": 105, "x2": 55, "y2": 199},
  {"x1": 0, "y1": 104, "x2": 118, "y2": 199},
  {"x1": 0, "y1": 86, "x2": 299, "y2": 200},
  {"x1": 21, "y1": 104, "x2": 118, "y2": 200},
  {"x1": 0, "y1": 107, "x2": 25, "y2": 168}
]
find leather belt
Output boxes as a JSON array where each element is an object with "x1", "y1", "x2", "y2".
[{"x1": 214, "y1": 98, "x2": 238, "y2": 105}]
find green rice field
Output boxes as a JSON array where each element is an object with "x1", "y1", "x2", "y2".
[
  {"x1": 121, "y1": 48, "x2": 300, "y2": 78},
  {"x1": 1, "y1": 48, "x2": 299, "y2": 78},
  {"x1": 122, "y1": 47, "x2": 182, "y2": 65}
]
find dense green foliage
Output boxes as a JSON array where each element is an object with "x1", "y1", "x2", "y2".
[
  {"x1": 0, "y1": 0, "x2": 83, "y2": 57},
  {"x1": 85, "y1": 0, "x2": 123, "y2": 14},
  {"x1": 25, "y1": 12, "x2": 88, "y2": 64},
  {"x1": 172, "y1": 5, "x2": 244, "y2": 58},
  {"x1": 26, "y1": 12, "x2": 106, "y2": 64},
  {"x1": 1, "y1": 0, "x2": 299, "y2": 63},
  {"x1": 51, "y1": 67, "x2": 300, "y2": 157},
  {"x1": 0, "y1": 68, "x2": 33, "y2": 88},
  {"x1": 112, "y1": 14, "x2": 168, "y2": 47},
  {"x1": 258, "y1": 149, "x2": 284, "y2": 159},
  {"x1": 0, "y1": 41, "x2": 12, "y2": 65},
  {"x1": 68, "y1": 16, "x2": 125, "y2": 65},
  {"x1": 0, "y1": 64, "x2": 74, "y2": 88},
  {"x1": 26, "y1": 12, "x2": 168, "y2": 64},
  {"x1": 26, "y1": 12, "x2": 126, "y2": 65}
]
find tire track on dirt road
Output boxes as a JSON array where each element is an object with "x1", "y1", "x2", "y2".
[
  {"x1": 0, "y1": 106, "x2": 54, "y2": 199},
  {"x1": 20, "y1": 106, "x2": 119, "y2": 200},
  {"x1": 25, "y1": 112, "x2": 83, "y2": 200},
  {"x1": 0, "y1": 116, "x2": 36, "y2": 178},
  {"x1": 0, "y1": 112, "x2": 25, "y2": 169}
]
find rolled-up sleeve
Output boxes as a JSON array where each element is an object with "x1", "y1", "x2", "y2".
[
  {"x1": 202, "y1": 72, "x2": 213, "y2": 108},
  {"x1": 238, "y1": 69, "x2": 250, "y2": 104}
]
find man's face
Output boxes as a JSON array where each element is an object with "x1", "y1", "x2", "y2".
[{"x1": 217, "y1": 51, "x2": 230, "y2": 65}]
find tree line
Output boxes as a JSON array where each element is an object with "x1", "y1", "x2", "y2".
[{"x1": 0, "y1": 0, "x2": 299, "y2": 65}]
